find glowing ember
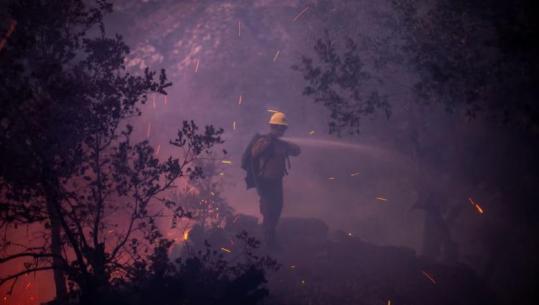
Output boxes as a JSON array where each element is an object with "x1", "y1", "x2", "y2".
[
  {"x1": 211, "y1": 192, "x2": 215, "y2": 196},
  {"x1": 221, "y1": 247, "x2": 232, "y2": 253},
  {"x1": 328, "y1": 177, "x2": 336, "y2": 180},
  {"x1": 267, "y1": 109, "x2": 279, "y2": 113},
  {"x1": 221, "y1": 160, "x2": 232, "y2": 164},
  {"x1": 183, "y1": 228, "x2": 191, "y2": 241},
  {"x1": 293, "y1": 7, "x2": 310, "y2": 22},
  {"x1": 309, "y1": 130, "x2": 315, "y2": 135},
  {"x1": 0, "y1": 19, "x2": 16, "y2": 51},
  {"x1": 421, "y1": 270, "x2": 437, "y2": 284},
  {"x1": 194, "y1": 59, "x2": 200, "y2": 72},
  {"x1": 238, "y1": 95, "x2": 243, "y2": 105},
  {"x1": 290, "y1": 265, "x2": 296, "y2": 269},
  {"x1": 350, "y1": 172, "x2": 360, "y2": 176},
  {"x1": 376, "y1": 197, "x2": 388, "y2": 202},
  {"x1": 146, "y1": 122, "x2": 151, "y2": 138},
  {"x1": 301, "y1": 280, "x2": 306, "y2": 285},
  {"x1": 468, "y1": 197, "x2": 485, "y2": 214},
  {"x1": 219, "y1": 172, "x2": 225, "y2": 176},
  {"x1": 273, "y1": 50, "x2": 280, "y2": 62},
  {"x1": 347, "y1": 232, "x2": 352, "y2": 237},
  {"x1": 387, "y1": 300, "x2": 391, "y2": 305}
]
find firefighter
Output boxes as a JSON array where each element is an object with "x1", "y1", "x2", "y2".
[{"x1": 249, "y1": 112, "x2": 301, "y2": 249}]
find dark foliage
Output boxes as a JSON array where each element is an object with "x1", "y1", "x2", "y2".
[
  {"x1": 292, "y1": 32, "x2": 390, "y2": 136},
  {"x1": 77, "y1": 232, "x2": 278, "y2": 305},
  {"x1": 0, "y1": 1, "x2": 243, "y2": 304}
]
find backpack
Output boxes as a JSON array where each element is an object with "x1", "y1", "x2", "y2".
[{"x1": 241, "y1": 133, "x2": 263, "y2": 189}]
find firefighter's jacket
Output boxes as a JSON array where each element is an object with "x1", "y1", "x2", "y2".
[{"x1": 250, "y1": 135, "x2": 301, "y2": 179}]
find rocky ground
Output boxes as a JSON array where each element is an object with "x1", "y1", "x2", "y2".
[{"x1": 176, "y1": 215, "x2": 495, "y2": 305}]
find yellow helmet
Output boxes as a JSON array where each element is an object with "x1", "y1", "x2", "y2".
[{"x1": 269, "y1": 112, "x2": 288, "y2": 126}]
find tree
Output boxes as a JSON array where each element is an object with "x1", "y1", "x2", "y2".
[
  {"x1": 294, "y1": 1, "x2": 539, "y2": 303},
  {"x1": 0, "y1": 0, "x2": 224, "y2": 303},
  {"x1": 292, "y1": 32, "x2": 390, "y2": 136},
  {"x1": 294, "y1": 0, "x2": 539, "y2": 135}
]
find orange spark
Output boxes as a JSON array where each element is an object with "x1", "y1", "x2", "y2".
[
  {"x1": 293, "y1": 7, "x2": 310, "y2": 22},
  {"x1": 468, "y1": 197, "x2": 485, "y2": 214},
  {"x1": 238, "y1": 95, "x2": 243, "y2": 105},
  {"x1": 267, "y1": 109, "x2": 279, "y2": 113},
  {"x1": 387, "y1": 300, "x2": 391, "y2": 305},
  {"x1": 376, "y1": 197, "x2": 388, "y2": 202},
  {"x1": 183, "y1": 228, "x2": 192, "y2": 241},
  {"x1": 273, "y1": 50, "x2": 280, "y2": 62},
  {"x1": 421, "y1": 270, "x2": 437, "y2": 284},
  {"x1": 146, "y1": 122, "x2": 151, "y2": 138},
  {"x1": 221, "y1": 160, "x2": 232, "y2": 164},
  {"x1": 194, "y1": 59, "x2": 200, "y2": 72},
  {"x1": 219, "y1": 172, "x2": 225, "y2": 176},
  {"x1": 221, "y1": 247, "x2": 232, "y2": 253}
]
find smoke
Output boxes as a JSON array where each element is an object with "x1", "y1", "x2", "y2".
[{"x1": 104, "y1": 0, "x2": 436, "y2": 252}]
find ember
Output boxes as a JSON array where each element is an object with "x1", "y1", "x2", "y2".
[
  {"x1": 468, "y1": 197, "x2": 485, "y2": 214},
  {"x1": 293, "y1": 7, "x2": 310, "y2": 22},
  {"x1": 421, "y1": 270, "x2": 437, "y2": 284},
  {"x1": 0, "y1": 19, "x2": 16, "y2": 51},
  {"x1": 273, "y1": 50, "x2": 280, "y2": 62}
]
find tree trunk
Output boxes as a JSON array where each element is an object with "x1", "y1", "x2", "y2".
[{"x1": 44, "y1": 185, "x2": 68, "y2": 300}]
